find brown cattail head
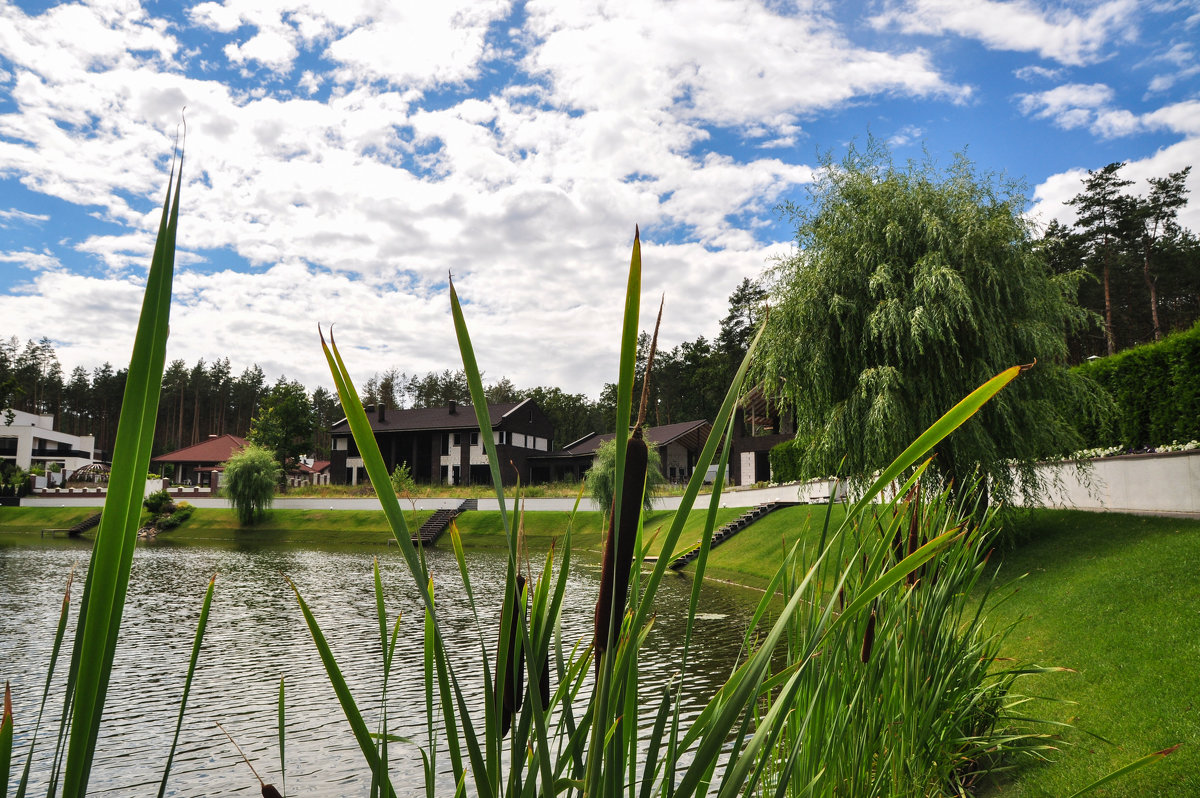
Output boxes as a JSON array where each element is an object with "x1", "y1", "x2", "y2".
[
  {"x1": 594, "y1": 427, "x2": 649, "y2": 668},
  {"x1": 262, "y1": 786, "x2": 284, "y2": 798},
  {"x1": 860, "y1": 609, "x2": 877, "y2": 664},
  {"x1": 906, "y1": 482, "x2": 922, "y2": 586},
  {"x1": 497, "y1": 574, "x2": 527, "y2": 737}
]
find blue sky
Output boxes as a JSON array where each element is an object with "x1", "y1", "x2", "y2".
[{"x1": 0, "y1": 0, "x2": 1197, "y2": 397}]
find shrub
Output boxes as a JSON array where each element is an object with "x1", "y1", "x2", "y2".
[
  {"x1": 1074, "y1": 320, "x2": 1200, "y2": 448},
  {"x1": 143, "y1": 488, "x2": 174, "y2": 515},
  {"x1": 222, "y1": 444, "x2": 280, "y2": 525},
  {"x1": 769, "y1": 436, "x2": 808, "y2": 482},
  {"x1": 584, "y1": 436, "x2": 665, "y2": 515}
]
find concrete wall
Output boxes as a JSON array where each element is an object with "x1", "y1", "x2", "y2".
[{"x1": 1010, "y1": 450, "x2": 1200, "y2": 515}]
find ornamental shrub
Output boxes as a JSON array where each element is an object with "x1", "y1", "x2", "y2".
[
  {"x1": 222, "y1": 444, "x2": 281, "y2": 525},
  {"x1": 1074, "y1": 321, "x2": 1200, "y2": 449}
]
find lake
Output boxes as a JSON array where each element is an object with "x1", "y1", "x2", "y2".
[{"x1": 0, "y1": 537, "x2": 762, "y2": 796}]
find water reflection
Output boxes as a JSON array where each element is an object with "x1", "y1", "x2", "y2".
[{"x1": 0, "y1": 539, "x2": 761, "y2": 796}]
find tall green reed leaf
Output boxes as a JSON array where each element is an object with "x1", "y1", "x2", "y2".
[
  {"x1": 2, "y1": 682, "x2": 11, "y2": 798},
  {"x1": 14, "y1": 568, "x2": 74, "y2": 798},
  {"x1": 286, "y1": 576, "x2": 396, "y2": 798},
  {"x1": 157, "y1": 573, "x2": 216, "y2": 798},
  {"x1": 62, "y1": 145, "x2": 181, "y2": 798}
]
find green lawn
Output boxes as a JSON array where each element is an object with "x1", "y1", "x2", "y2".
[
  {"x1": 678, "y1": 505, "x2": 1200, "y2": 796},
  {"x1": 975, "y1": 511, "x2": 1200, "y2": 797}
]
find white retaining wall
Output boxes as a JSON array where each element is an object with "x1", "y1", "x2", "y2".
[{"x1": 1010, "y1": 450, "x2": 1200, "y2": 515}]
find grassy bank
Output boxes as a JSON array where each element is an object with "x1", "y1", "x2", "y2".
[
  {"x1": 976, "y1": 511, "x2": 1200, "y2": 797},
  {"x1": 673, "y1": 505, "x2": 1200, "y2": 796},
  {"x1": 0, "y1": 506, "x2": 101, "y2": 535},
  {"x1": 0, "y1": 505, "x2": 741, "y2": 556}
]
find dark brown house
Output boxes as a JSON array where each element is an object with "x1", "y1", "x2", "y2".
[
  {"x1": 730, "y1": 387, "x2": 794, "y2": 486},
  {"x1": 531, "y1": 420, "x2": 713, "y2": 484},
  {"x1": 329, "y1": 399, "x2": 554, "y2": 487}
]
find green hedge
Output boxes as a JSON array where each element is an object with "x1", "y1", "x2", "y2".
[
  {"x1": 1074, "y1": 321, "x2": 1200, "y2": 449},
  {"x1": 769, "y1": 437, "x2": 807, "y2": 483}
]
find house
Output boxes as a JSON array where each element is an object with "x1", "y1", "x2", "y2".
[
  {"x1": 534, "y1": 420, "x2": 714, "y2": 484},
  {"x1": 0, "y1": 408, "x2": 95, "y2": 481},
  {"x1": 729, "y1": 387, "x2": 794, "y2": 486},
  {"x1": 288, "y1": 457, "x2": 331, "y2": 488},
  {"x1": 329, "y1": 399, "x2": 554, "y2": 487},
  {"x1": 151, "y1": 434, "x2": 248, "y2": 487}
]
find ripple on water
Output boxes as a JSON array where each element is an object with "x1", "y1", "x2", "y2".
[{"x1": 0, "y1": 540, "x2": 760, "y2": 796}]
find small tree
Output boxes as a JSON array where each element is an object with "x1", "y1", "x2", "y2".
[
  {"x1": 390, "y1": 461, "x2": 419, "y2": 524},
  {"x1": 222, "y1": 444, "x2": 280, "y2": 525},
  {"x1": 585, "y1": 437, "x2": 666, "y2": 516}
]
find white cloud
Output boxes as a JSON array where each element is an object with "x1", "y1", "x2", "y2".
[
  {"x1": 871, "y1": 0, "x2": 1138, "y2": 66},
  {"x1": 1014, "y1": 64, "x2": 1063, "y2": 81},
  {"x1": 223, "y1": 30, "x2": 298, "y2": 72},
  {"x1": 0, "y1": 208, "x2": 50, "y2": 226},
  {"x1": 0, "y1": 250, "x2": 63, "y2": 272},
  {"x1": 523, "y1": 0, "x2": 967, "y2": 134},
  {"x1": 1031, "y1": 135, "x2": 1200, "y2": 232},
  {"x1": 1017, "y1": 82, "x2": 1126, "y2": 134}
]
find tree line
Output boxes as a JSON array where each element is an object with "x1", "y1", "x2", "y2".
[{"x1": 1041, "y1": 162, "x2": 1198, "y2": 360}]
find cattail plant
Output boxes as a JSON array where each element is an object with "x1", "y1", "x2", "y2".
[{"x1": 593, "y1": 292, "x2": 662, "y2": 667}]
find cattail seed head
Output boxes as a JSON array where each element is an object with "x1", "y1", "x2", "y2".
[{"x1": 860, "y1": 609, "x2": 877, "y2": 664}]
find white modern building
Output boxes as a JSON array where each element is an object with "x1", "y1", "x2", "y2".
[{"x1": 0, "y1": 408, "x2": 96, "y2": 478}]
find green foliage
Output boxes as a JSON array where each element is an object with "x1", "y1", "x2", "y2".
[
  {"x1": 143, "y1": 488, "x2": 174, "y2": 515},
  {"x1": 249, "y1": 377, "x2": 317, "y2": 471},
  {"x1": 154, "y1": 503, "x2": 194, "y2": 532},
  {"x1": 756, "y1": 142, "x2": 1098, "y2": 502},
  {"x1": 222, "y1": 444, "x2": 280, "y2": 525},
  {"x1": 1073, "y1": 321, "x2": 1200, "y2": 448},
  {"x1": 388, "y1": 461, "x2": 416, "y2": 496},
  {"x1": 767, "y1": 435, "x2": 808, "y2": 483},
  {"x1": 584, "y1": 436, "x2": 665, "y2": 515}
]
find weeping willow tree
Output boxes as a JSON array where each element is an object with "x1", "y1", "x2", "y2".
[{"x1": 756, "y1": 142, "x2": 1104, "y2": 505}]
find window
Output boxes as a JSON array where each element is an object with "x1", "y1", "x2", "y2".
[
  {"x1": 441, "y1": 434, "x2": 450, "y2": 456},
  {"x1": 471, "y1": 432, "x2": 479, "y2": 446},
  {"x1": 497, "y1": 430, "x2": 507, "y2": 445},
  {"x1": 453, "y1": 433, "x2": 461, "y2": 446}
]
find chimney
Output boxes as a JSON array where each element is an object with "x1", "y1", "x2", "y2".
[
  {"x1": 377, "y1": 400, "x2": 386, "y2": 422},
  {"x1": 448, "y1": 400, "x2": 457, "y2": 415}
]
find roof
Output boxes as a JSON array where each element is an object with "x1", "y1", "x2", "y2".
[
  {"x1": 152, "y1": 434, "x2": 248, "y2": 464},
  {"x1": 299, "y1": 460, "x2": 331, "y2": 473},
  {"x1": 330, "y1": 399, "x2": 532, "y2": 434},
  {"x1": 562, "y1": 420, "x2": 712, "y2": 457}
]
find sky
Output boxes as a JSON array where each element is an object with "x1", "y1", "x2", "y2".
[{"x1": 0, "y1": 0, "x2": 1197, "y2": 400}]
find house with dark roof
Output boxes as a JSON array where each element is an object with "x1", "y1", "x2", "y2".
[
  {"x1": 530, "y1": 420, "x2": 714, "y2": 484},
  {"x1": 151, "y1": 434, "x2": 248, "y2": 487},
  {"x1": 730, "y1": 387, "x2": 795, "y2": 486},
  {"x1": 329, "y1": 399, "x2": 554, "y2": 487}
]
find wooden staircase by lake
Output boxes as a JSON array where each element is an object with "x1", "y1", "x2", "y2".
[
  {"x1": 41, "y1": 512, "x2": 102, "y2": 538},
  {"x1": 412, "y1": 499, "x2": 476, "y2": 546},
  {"x1": 668, "y1": 501, "x2": 798, "y2": 570}
]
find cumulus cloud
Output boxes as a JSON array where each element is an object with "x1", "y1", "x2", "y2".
[{"x1": 870, "y1": 0, "x2": 1137, "y2": 66}]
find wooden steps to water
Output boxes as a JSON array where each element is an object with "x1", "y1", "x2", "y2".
[
  {"x1": 411, "y1": 499, "x2": 476, "y2": 545},
  {"x1": 42, "y1": 512, "x2": 102, "y2": 538},
  {"x1": 667, "y1": 501, "x2": 798, "y2": 570}
]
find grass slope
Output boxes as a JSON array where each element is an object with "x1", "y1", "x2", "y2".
[
  {"x1": 0, "y1": 507, "x2": 101, "y2": 535},
  {"x1": 680, "y1": 504, "x2": 1200, "y2": 796},
  {"x1": 977, "y1": 510, "x2": 1200, "y2": 797}
]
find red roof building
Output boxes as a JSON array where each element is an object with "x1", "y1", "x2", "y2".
[{"x1": 151, "y1": 434, "x2": 248, "y2": 487}]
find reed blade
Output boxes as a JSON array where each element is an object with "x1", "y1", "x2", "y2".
[
  {"x1": 63, "y1": 147, "x2": 181, "y2": 798},
  {"x1": 286, "y1": 577, "x2": 396, "y2": 798},
  {"x1": 157, "y1": 573, "x2": 217, "y2": 798}
]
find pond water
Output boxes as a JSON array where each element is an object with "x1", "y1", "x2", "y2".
[{"x1": 0, "y1": 537, "x2": 763, "y2": 796}]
